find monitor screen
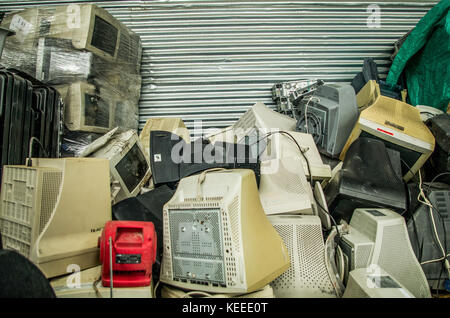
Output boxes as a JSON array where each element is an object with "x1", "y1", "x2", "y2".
[
  {"x1": 360, "y1": 131, "x2": 422, "y2": 176},
  {"x1": 84, "y1": 93, "x2": 110, "y2": 128},
  {"x1": 115, "y1": 142, "x2": 149, "y2": 193},
  {"x1": 90, "y1": 15, "x2": 118, "y2": 57}
]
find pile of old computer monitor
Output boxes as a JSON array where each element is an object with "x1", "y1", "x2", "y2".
[{"x1": 0, "y1": 4, "x2": 448, "y2": 297}]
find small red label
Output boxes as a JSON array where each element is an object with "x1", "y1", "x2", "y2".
[{"x1": 377, "y1": 128, "x2": 394, "y2": 136}]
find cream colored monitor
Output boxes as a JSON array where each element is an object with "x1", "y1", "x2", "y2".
[
  {"x1": 261, "y1": 130, "x2": 331, "y2": 180},
  {"x1": 340, "y1": 82, "x2": 435, "y2": 182},
  {"x1": 161, "y1": 283, "x2": 274, "y2": 298},
  {"x1": 259, "y1": 157, "x2": 315, "y2": 215},
  {"x1": 56, "y1": 81, "x2": 115, "y2": 133},
  {"x1": 50, "y1": 266, "x2": 153, "y2": 298},
  {"x1": 50, "y1": 4, "x2": 141, "y2": 66},
  {"x1": 268, "y1": 215, "x2": 337, "y2": 298},
  {"x1": 232, "y1": 102, "x2": 296, "y2": 135},
  {"x1": 340, "y1": 208, "x2": 431, "y2": 298},
  {"x1": 0, "y1": 158, "x2": 111, "y2": 278},
  {"x1": 160, "y1": 169, "x2": 290, "y2": 294},
  {"x1": 343, "y1": 267, "x2": 414, "y2": 298},
  {"x1": 89, "y1": 130, "x2": 151, "y2": 204},
  {"x1": 139, "y1": 117, "x2": 190, "y2": 162}
]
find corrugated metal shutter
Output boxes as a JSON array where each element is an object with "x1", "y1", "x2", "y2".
[{"x1": 0, "y1": 0, "x2": 437, "y2": 137}]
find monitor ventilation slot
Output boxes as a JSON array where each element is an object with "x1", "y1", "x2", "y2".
[{"x1": 38, "y1": 171, "x2": 62, "y2": 235}]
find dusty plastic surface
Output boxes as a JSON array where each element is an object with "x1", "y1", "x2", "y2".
[
  {"x1": 386, "y1": 1, "x2": 449, "y2": 112},
  {"x1": 0, "y1": 4, "x2": 142, "y2": 131},
  {"x1": 55, "y1": 81, "x2": 139, "y2": 134}
]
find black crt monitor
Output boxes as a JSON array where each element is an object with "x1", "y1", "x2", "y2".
[
  {"x1": 351, "y1": 57, "x2": 379, "y2": 94},
  {"x1": 351, "y1": 58, "x2": 405, "y2": 101},
  {"x1": 325, "y1": 137, "x2": 407, "y2": 223},
  {"x1": 150, "y1": 131, "x2": 261, "y2": 186},
  {"x1": 150, "y1": 130, "x2": 183, "y2": 185},
  {"x1": 426, "y1": 114, "x2": 450, "y2": 183},
  {"x1": 407, "y1": 190, "x2": 450, "y2": 290},
  {"x1": 179, "y1": 140, "x2": 261, "y2": 183}
]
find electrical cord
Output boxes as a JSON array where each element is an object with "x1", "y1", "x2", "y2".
[
  {"x1": 250, "y1": 130, "x2": 314, "y2": 187},
  {"x1": 253, "y1": 130, "x2": 342, "y2": 240},
  {"x1": 400, "y1": 158, "x2": 420, "y2": 183},
  {"x1": 256, "y1": 130, "x2": 347, "y2": 293},
  {"x1": 426, "y1": 172, "x2": 450, "y2": 192},
  {"x1": 93, "y1": 275, "x2": 103, "y2": 298},
  {"x1": 27, "y1": 137, "x2": 48, "y2": 166},
  {"x1": 417, "y1": 170, "x2": 450, "y2": 286},
  {"x1": 304, "y1": 96, "x2": 320, "y2": 131},
  {"x1": 153, "y1": 280, "x2": 160, "y2": 298}
]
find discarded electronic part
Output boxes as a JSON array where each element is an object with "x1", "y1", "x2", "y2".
[{"x1": 271, "y1": 79, "x2": 324, "y2": 119}]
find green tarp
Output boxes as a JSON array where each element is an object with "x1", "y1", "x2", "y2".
[{"x1": 386, "y1": 0, "x2": 450, "y2": 112}]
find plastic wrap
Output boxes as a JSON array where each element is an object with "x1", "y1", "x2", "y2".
[
  {"x1": 55, "y1": 80, "x2": 139, "y2": 134},
  {"x1": 0, "y1": 4, "x2": 142, "y2": 132},
  {"x1": 60, "y1": 128, "x2": 103, "y2": 157}
]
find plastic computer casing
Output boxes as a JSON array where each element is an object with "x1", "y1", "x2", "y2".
[
  {"x1": 56, "y1": 81, "x2": 116, "y2": 133},
  {"x1": 340, "y1": 82, "x2": 435, "y2": 182},
  {"x1": 89, "y1": 130, "x2": 150, "y2": 204},
  {"x1": 51, "y1": 4, "x2": 141, "y2": 69},
  {"x1": 296, "y1": 83, "x2": 358, "y2": 158},
  {"x1": 160, "y1": 169, "x2": 290, "y2": 294},
  {"x1": 50, "y1": 266, "x2": 154, "y2": 298},
  {"x1": 268, "y1": 215, "x2": 336, "y2": 298},
  {"x1": 232, "y1": 102, "x2": 297, "y2": 136},
  {"x1": 325, "y1": 137, "x2": 406, "y2": 223},
  {"x1": 261, "y1": 130, "x2": 331, "y2": 180},
  {"x1": 0, "y1": 158, "x2": 111, "y2": 278},
  {"x1": 259, "y1": 157, "x2": 315, "y2": 215},
  {"x1": 343, "y1": 267, "x2": 414, "y2": 298},
  {"x1": 426, "y1": 114, "x2": 450, "y2": 177},
  {"x1": 139, "y1": 118, "x2": 190, "y2": 162},
  {"x1": 340, "y1": 208, "x2": 431, "y2": 298},
  {"x1": 407, "y1": 190, "x2": 450, "y2": 290}
]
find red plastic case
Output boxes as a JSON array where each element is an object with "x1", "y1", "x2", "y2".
[{"x1": 99, "y1": 220, "x2": 157, "y2": 287}]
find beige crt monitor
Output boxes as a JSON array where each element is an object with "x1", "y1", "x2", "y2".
[
  {"x1": 339, "y1": 82, "x2": 435, "y2": 182},
  {"x1": 50, "y1": 4, "x2": 141, "y2": 66},
  {"x1": 340, "y1": 208, "x2": 431, "y2": 298},
  {"x1": 356, "y1": 80, "x2": 407, "y2": 111},
  {"x1": 233, "y1": 102, "x2": 297, "y2": 134},
  {"x1": 0, "y1": 8, "x2": 43, "y2": 50},
  {"x1": 261, "y1": 130, "x2": 332, "y2": 180},
  {"x1": 0, "y1": 158, "x2": 111, "y2": 279},
  {"x1": 56, "y1": 81, "x2": 116, "y2": 133},
  {"x1": 160, "y1": 169, "x2": 290, "y2": 294},
  {"x1": 161, "y1": 283, "x2": 274, "y2": 298},
  {"x1": 89, "y1": 130, "x2": 151, "y2": 204},
  {"x1": 268, "y1": 215, "x2": 337, "y2": 298},
  {"x1": 139, "y1": 117, "x2": 191, "y2": 162},
  {"x1": 207, "y1": 102, "x2": 296, "y2": 145},
  {"x1": 343, "y1": 267, "x2": 414, "y2": 298},
  {"x1": 50, "y1": 266, "x2": 154, "y2": 298},
  {"x1": 259, "y1": 157, "x2": 315, "y2": 215}
]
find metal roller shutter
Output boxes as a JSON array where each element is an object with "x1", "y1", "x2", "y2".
[{"x1": 0, "y1": 0, "x2": 437, "y2": 137}]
